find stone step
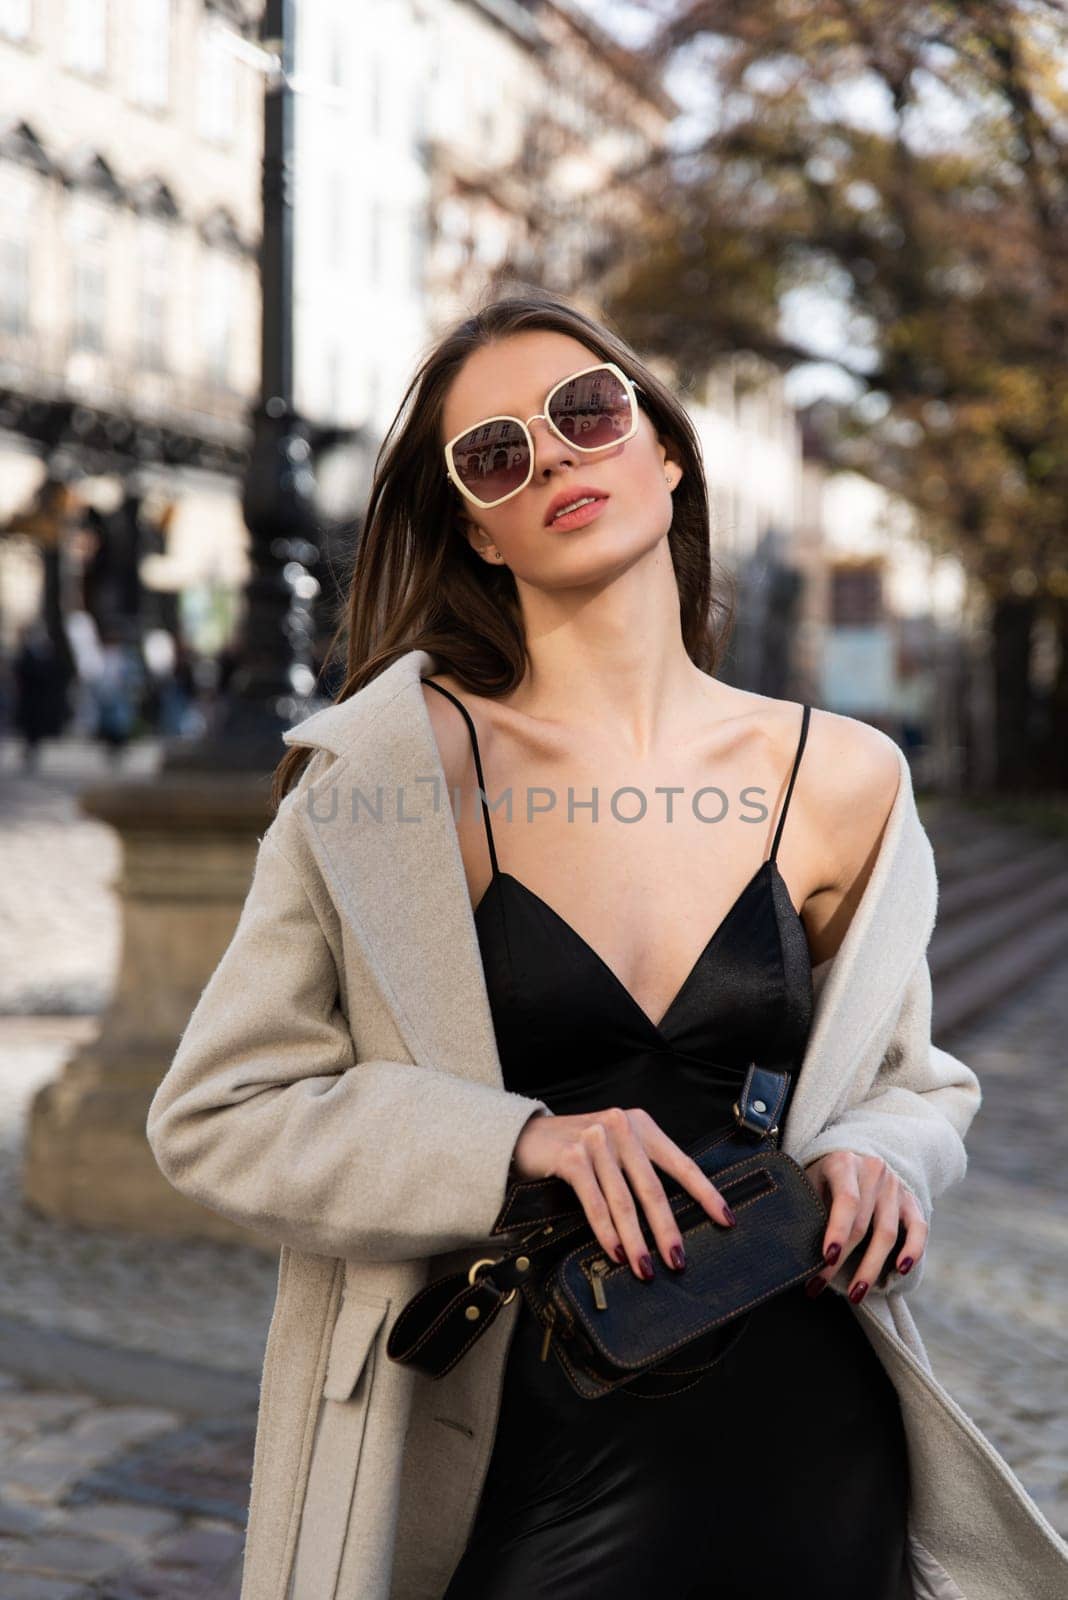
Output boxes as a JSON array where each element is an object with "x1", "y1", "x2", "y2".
[
  {"x1": 933, "y1": 828, "x2": 1059, "y2": 889},
  {"x1": 919, "y1": 799, "x2": 1002, "y2": 851},
  {"x1": 933, "y1": 904, "x2": 1068, "y2": 1044},
  {"x1": 0, "y1": 1315, "x2": 258, "y2": 1419},
  {"x1": 934, "y1": 837, "x2": 1068, "y2": 930},
  {"x1": 929, "y1": 861, "x2": 1068, "y2": 985}
]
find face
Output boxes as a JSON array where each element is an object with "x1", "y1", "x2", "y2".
[{"x1": 440, "y1": 331, "x2": 683, "y2": 584}]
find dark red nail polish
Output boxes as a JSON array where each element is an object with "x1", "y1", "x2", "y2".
[
  {"x1": 613, "y1": 1245, "x2": 626, "y2": 1264},
  {"x1": 804, "y1": 1276, "x2": 827, "y2": 1298},
  {"x1": 898, "y1": 1257, "x2": 914, "y2": 1275},
  {"x1": 824, "y1": 1242, "x2": 841, "y2": 1266},
  {"x1": 722, "y1": 1205, "x2": 738, "y2": 1228},
  {"x1": 848, "y1": 1281, "x2": 869, "y2": 1305},
  {"x1": 670, "y1": 1245, "x2": 686, "y2": 1271},
  {"x1": 638, "y1": 1253, "x2": 655, "y2": 1280}
]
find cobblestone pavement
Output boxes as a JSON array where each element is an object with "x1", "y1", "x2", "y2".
[
  {"x1": 0, "y1": 1375, "x2": 250, "y2": 1598},
  {"x1": 0, "y1": 735, "x2": 162, "y2": 1017},
  {"x1": 0, "y1": 752, "x2": 266, "y2": 1595},
  {"x1": 0, "y1": 1020, "x2": 277, "y2": 1373},
  {"x1": 909, "y1": 957, "x2": 1068, "y2": 1536},
  {"x1": 0, "y1": 750, "x2": 1065, "y2": 1594}
]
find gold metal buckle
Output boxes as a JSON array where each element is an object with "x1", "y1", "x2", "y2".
[{"x1": 467, "y1": 1257, "x2": 516, "y2": 1306}]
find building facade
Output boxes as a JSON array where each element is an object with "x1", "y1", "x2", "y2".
[{"x1": 0, "y1": 0, "x2": 262, "y2": 658}]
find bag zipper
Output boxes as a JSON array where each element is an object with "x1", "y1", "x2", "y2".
[
  {"x1": 589, "y1": 1257, "x2": 610, "y2": 1311},
  {"x1": 539, "y1": 1303, "x2": 556, "y2": 1361}
]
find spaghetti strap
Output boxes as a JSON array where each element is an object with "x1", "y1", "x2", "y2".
[
  {"x1": 423, "y1": 679, "x2": 500, "y2": 879},
  {"x1": 769, "y1": 703, "x2": 811, "y2": 865}
]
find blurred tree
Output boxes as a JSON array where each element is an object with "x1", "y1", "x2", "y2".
[{"x1": 530, "y1": 0, "x2": 1068, "y2": 787}]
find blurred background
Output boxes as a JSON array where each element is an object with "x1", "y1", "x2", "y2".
[{"x1": 0, "y1": 2, "x2": 1065, "y2": 1594}]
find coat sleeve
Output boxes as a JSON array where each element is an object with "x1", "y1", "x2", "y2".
[
  {"x1": 794, "y1": 951, "x2": 982, "y2": 1294},
  {"x1": 145, "y1": 829, "x2": 552, "y2": 1262}
]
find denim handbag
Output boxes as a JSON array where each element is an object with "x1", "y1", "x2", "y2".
[{"x1": 387, "y1": 1063, "x2": 829, "y2": 1400}]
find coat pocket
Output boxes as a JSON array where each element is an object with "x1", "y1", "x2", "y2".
[
  {"x1": 322, "y1": 1291, "x2": 391, "y2": 1401},
  {"x1": 289, "y1": 1291, "x2": 391, "y2": 1600},
  {"x1": 907, "y1": 1534, "x2": 968, "y2": 1599}
]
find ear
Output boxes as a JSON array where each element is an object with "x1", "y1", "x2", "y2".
[
  {"x1": 657, "y1": 435, "x2": 684, "y2": 490},
  {"x1": 458, "y1": 512, "x2": 501, "y2": 566}
]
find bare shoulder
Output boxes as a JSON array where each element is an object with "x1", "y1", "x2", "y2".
[
  {"x1": 421, "y1": 674, "x2": 479, "y2": 790},
  {"x1": 795, "y1": 707, "x2": 903, "y2": 961},
  {"x1": 802, "y1": 707, "x2": 902, "y2": 886}
]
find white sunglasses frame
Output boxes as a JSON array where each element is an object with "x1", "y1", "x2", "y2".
[{"x1": 442, "y1": 360, "x2": 645, "y2": 511}]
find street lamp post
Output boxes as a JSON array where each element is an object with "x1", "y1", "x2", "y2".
[{"x1": 165, "y1": 0, "x2": 321, "y2": 773}]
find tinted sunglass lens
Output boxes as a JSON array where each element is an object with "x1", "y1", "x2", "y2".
[
  {"x1": 548, "y1": 368, "x2": 633, "y2": 449},
  {"x1": 451, "y1": 418, "x2": 529, "y2": 503}
]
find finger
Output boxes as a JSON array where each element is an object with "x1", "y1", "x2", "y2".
[
  {"x1": 894, "y1": 1197, "x2": 929, "y2": 1277},
  {"x1": 617, "y1": 1139, "x2": 689, "y2": 1272},
  {"x1": 834, "y1": 1152, "x2": 887, "y2": 1253},
  {"x1": 556, "y1": 1137, "x2": 625, "y2": 1267},
  {"x1": 876, "y1": 1220, "x2": 909, "y2": 1288},
  {"x1": 584, "y1": 1124, "x2": 653, "y2": 1279},
  {"x1": 807, "y1": 1192, "x2": 873, "y2": 1299},
  {"x1": 640, "y1": 1123, "x2": 738, "y2": 1232},
  {"x1": 846, "y1": 1192, "x2": 903, "y2": 1304},
  {"x1": 821, "y1": 1181, "x2": 861, "y2": 1272}
]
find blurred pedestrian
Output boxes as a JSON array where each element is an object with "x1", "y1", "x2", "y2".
[
  {"x1": 142, "y1": 627, "x2": 201, "y2": 738},
  {"x1": 11, "y1": 620, "x2": 71, "y2": 770},
  {"x1": 166, "y1": 632, "x2": 201, "y2": 736},
  {"x1": 87, "y1": 624, "x2": 143, "y2": 764}
]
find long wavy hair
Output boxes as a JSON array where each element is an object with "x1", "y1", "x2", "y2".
[{"x1": 270, "y1": 285, "x2": 736, "y2": 810}]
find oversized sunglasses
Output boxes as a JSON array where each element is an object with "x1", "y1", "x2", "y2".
[{"x1": 443, "y1": 360, "x2": 644, "y2": 510}]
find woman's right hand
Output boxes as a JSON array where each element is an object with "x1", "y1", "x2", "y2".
[{"x1": 511, "y1": 1106, "x2": 738, "y2": 1280}]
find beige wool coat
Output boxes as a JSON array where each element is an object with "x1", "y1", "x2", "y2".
[{"x1": 146, "y1": 646, "x2": 1068, "y2": 1600}]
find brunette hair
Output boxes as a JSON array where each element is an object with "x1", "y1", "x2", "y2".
[{"x1": 270, "y1": 284, "x2": 735, "y2": 811}]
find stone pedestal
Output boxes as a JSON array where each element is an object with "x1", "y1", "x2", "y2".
[{"x1": 22, "y1": 774, "x2": 280, "y2": 1253}]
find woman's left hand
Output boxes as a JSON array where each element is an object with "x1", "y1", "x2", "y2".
[{"x1": 802, "y1": 1150, "x2": 928, "y2": 1305}]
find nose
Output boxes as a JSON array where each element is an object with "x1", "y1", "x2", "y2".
[{"x1": 527, "y1": 415, "x2": 575, "y2": 479}]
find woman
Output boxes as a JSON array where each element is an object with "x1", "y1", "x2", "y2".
[{"x1": 146, "y1": 290, "x2": 1068, "y2": 1600}]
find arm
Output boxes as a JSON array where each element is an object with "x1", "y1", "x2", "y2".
[
  {"x1": 798, "y1": 951, "x2": 981, "y2": 1219},
  {"x1": 791, "y1": 715, "x2": 981, "y2": 1295},
  {"x1": 146, "y1": 829, "x2": 552, "y2": 1262},
  {"x1": 796, "y1": 950, "x2": 982, "y2": 1296}
]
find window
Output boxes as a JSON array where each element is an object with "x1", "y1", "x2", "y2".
[
  {"x1": 326, "y1": 343, "x2": 342, "y2": 419},
  {"x1": 131, "y1": 0, "x2": 170, "y2": 109},
  {"x1": 327, "y1": 20, "x2": 345, "y2": 89},
  {"x1": 0, "y1": 0, "x2": 31, "y2": 42},
  {"x1": 200, "y1": 250, "x2": 239, "y2": 386},
  {"x1": 368, "y1": 196, "x2": 381, "y2": 284},
  {"x1": 410, "y1": 203, "x2": 425, "y2": 293},
  {"x1": 368, "y1": 57, "x2": 381, "y2": 139},
  {"x1": 327, "y1": 169, "x2": 345, "y2": 268},
  {"x1": 64, "y1": 0, "x2": 107, "y2": 76},
  {"x1": 68, "y1": 198, "x2": 110, "y2": 352},
  {"x1": 831, "y1": 563, "x2": 883, "y2": 626},
  {"x1": 0, "y1": 168, "x2": 34, "y2": 335},
  {"x1": 197, "y1": 23, "x2": 236, "y2": 144},
  {"x1": 137, "y1": 220, "x2": 169, "y2": 369}
]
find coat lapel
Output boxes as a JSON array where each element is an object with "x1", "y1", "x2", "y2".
[
  {"x1": 281, "y1": 648, "x2": 938, "y2": 1140},
  {"x1": 282, "y1": 649, "x2": 504, "y2": 1089}
]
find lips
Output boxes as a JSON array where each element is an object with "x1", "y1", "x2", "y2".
[{"x1": 544, "y1": 487, "x2": 610, "y2": 526}]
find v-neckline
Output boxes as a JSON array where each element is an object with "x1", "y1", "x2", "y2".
[{"x1": 475, "y1": 857, "x2": 788, "y2": 1040}]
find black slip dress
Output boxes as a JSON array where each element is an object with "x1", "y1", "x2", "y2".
[{"x1": 426, "y1": 681, "x2": 911, "y2": 1600}]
